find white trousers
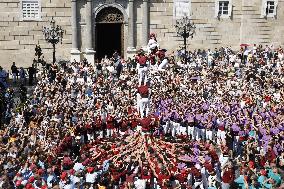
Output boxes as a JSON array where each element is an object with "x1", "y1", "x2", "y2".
[
  {"x1": 217, "y1": 130, "x2": 226, "y2": 144},
  {"x1": 162, "y1": 123, "x2": 168, "y2": 134},
  {"x1": 179, "y1": 126, "x2": 187, "y2": 135},
  {"x1": 99, "y1": 131, "x2": 103, "y2": 138},
  {"x1": 195, "y1": 128, "x2": 201, "y2": 141},
  {"x1": 87, "y1": 133, "x2": 94, "y2": 141},
  {"x1": 138, "y1": 66, "x2": 148, "y2": 86},
  {"x1": 106, "y1": 129, "x2": 114, "y2": 137},
  {"x1": 119, "y1": 130, "x2": 126, "y2": 136},
  {"x1": 193, "y1": 181, "x2": 204, "y2": 189},
  {"x1": 162, "y1": 121, "x2": 171, "y2": 134},
  {"x1": 206, "y1": 130, "x2": 213, "y2": 141},
  {"x1": 139, "y1": 98, "x2": 150, "y2": 118},
  {"x1": 136, "y1": 125, "x2": 142, "y2": 132},
  {"x1": 200, "y1": 128, "x2": 205, "y2": 141},
  {"x1": 170, "y1": 121, "x2": 180, "y2": 137},
  {"x1": 188, "y1": 126, "x2": 195, "y2": 138},
  {"x1": 158, "y1": 59, "x2": 168, "y2": 70}
]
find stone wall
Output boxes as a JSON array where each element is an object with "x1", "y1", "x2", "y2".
[
  {"x1": 148, "y1": 0, "x2": 284, "y2": 51},
  {"x1": 0, "y1": 0, "x2": 72, "y2": 70},
  {"x1": 0, "y1": 0, "x2": 284, "y2": 70}
]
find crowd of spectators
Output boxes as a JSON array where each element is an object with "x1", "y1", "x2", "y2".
[{"x1": 0, "y1": 38, "x2": 283, "y2": 189}]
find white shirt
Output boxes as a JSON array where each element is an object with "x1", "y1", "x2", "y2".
[
  {"x1": 70, "y1": 175, "x2": 81, "y2": 186},
  {"x1": 208, "y1": 175, "x2": 217, "y2": 187},
  {"x1": 134, "y1": 179, "x2": 146, "y2": 189},
  {"x1": 73, "y1": 163, "x2": 84, "y2": 171},
  {"x1": 85, "y1": 172, "x2": 98, "y2": 183},
  {"x1": 148, "y1": 39, "x2": 159, "y2": 49},
  {"x1": 46, "y1": 175, "x2": 55, "y2": 188},
  {"x1": 219, "y1": 154, "x2": 229, "y2": 169},
  {"x1": 234, "y1": 62, "x2": 240, "y2": 68},
  {"x1": 273, "y1": 92, "x2": 281, "y2": 102}
]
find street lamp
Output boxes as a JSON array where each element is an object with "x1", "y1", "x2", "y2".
[
  {"x1": 175, "y1": 16, "x2": 196, "y2": 63},
  {"x1": 42, "y1": 17, "x2": 64, "y2": 64}
]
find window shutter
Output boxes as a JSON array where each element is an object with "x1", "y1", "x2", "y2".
[
  {"x1": 214, "y1": 0, "x2": 219, "y2": 18},
  {"x1": 228, "y1": 0, "x2": 233, "y2": 18},
  {"x1": 273, "y1": 0, "x2": 278, "y2": 17},
  {"x1": 260, "y1": 0, "x2": 268, "y2": 18}
]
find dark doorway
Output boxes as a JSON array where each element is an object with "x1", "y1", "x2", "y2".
[{"x1": 96, "y1": 23, "x2": 122, "y2": 60}]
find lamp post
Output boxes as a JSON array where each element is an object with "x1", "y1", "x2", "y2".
[
  {"x1": 42, "y1": 17, "x2": 64, "y2": 64},
  {"x1": 175, "y1": 16, "x2": 196, "y2": 63}
]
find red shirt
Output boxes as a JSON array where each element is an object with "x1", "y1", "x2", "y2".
[
  {"x1": 138, "y1": 85, "x2": 149, "y2": 97},
  {"x1": 131, "y1": 119, "x2": 138, "y2": 129},
  {"x1": 158, "y1": 173, "x2": 170, "y2": 181},
  {"x1": 63, "y1": 156, "x2": 73, "y2": 166},
  {"x1": 222, "y1": 168, "x2": 234, "y2": 183},
  {"x1": 218, "y1": 126, "x2": 225, "y2": 131},
  {"x1": 156, "y1": 50, "x2": 165, "y2": 60},
  {"x1": 141, "y1": 171, "x2": 151, "y2": 180},
  {"x1": 149, "y1": 54, "x2": 156, "y2": 65},
  {"x1": 264, "y1": 95, "x2": 271, "y2": 102},
  {"x1": 120, "y1": 120, "x2": 128, "y2": 131},
  {"x1": 136, "y1": 55, "x2": 147, "y2": 65},
  {"x1": 140, "y1": 117, "x2": 151, "y2": 131},
  {"x1": 267, "y1": 149, "x2": 276, "y2": 162},
  {"x1": 209, "y1": 150, "x2": 219, "y2": 162},
  {"x1": 106, "y1": 116, "x2": 114, "y2": 129}
]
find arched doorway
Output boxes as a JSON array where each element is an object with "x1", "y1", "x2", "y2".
[{"x1": 95, "y1": 7, "x2": 124, "y2": 60}]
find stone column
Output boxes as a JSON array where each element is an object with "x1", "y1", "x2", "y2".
[
  {"x1": 127, "y1": 0, "x2": 136, "y2": 58},
  {"x1": 85, "y1": 0, "x2": 95, "y2": 65},
  {"x1": 142, "y1": 0, "x2": 149, "y2": 50},
  {"x1": 70, "y1": 0, "x2": 81, "y2": 62}
]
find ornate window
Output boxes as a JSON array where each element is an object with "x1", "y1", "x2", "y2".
[
  {"x1": 21, "y1": 0, "x2": 41, "y2": 21},
  {"x1": 95, "y1": 7, "x2": 124, "y2": 23},
  {"x1": 215, "y1": 0, "x2": 232, "y2": 19},
  {"x1": 261, "y1": 0, "x2": 278, "y2": 18}
]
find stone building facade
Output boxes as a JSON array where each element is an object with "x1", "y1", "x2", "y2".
[{"x1": 0, "y1": 0, "x2": 284, "y2": 69}]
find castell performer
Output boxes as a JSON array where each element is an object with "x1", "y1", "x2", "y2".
[
  {"x1": 136, "y1": 49, "x2": 149, "y2": 86},
  {"x1": 147, "y1": 33, "x2": 159, "y2": 54},
  {"x1": 137, "y1": 84, "x2": 150, "y2": 118},
  {"x1": 156, "y1": 48, "x2": 169, "y2": 70}
]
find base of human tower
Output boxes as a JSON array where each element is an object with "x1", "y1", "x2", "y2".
[{"x1": 84, "y1": 132, "x2": 213, "y2": 180}]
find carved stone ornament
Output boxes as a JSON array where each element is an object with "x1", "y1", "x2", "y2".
[{"x1": 96, "y1": 7, "x2": 124, "y2": 23}]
